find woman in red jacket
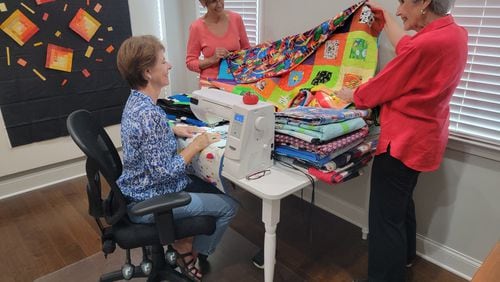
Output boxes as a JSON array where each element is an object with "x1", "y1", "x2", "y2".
[{"x1": 337, "y1": 0, "x2": 468, "y2": 281}]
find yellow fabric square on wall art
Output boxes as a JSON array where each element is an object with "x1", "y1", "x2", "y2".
[
  {"x1": 69, "y1": 8, "x2": 101, "y2": 42},
  {"x1": 45, "y1": 43, "x2": 73, "y2": 72},
  {"x1": 0, "y1": 9, "x2": 39, "y2": 46}
]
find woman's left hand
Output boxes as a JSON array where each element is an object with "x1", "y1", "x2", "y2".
[
  {"x1": 335, "y1": 87, "x2": 355, "y2": 103},
  {"x1": 173, "y1": 125, "x2": 205, "y2": 138}
]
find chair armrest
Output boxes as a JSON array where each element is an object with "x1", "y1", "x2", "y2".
[{"x1": 129, "y1": 192, "x2": 191, "y2": 216}]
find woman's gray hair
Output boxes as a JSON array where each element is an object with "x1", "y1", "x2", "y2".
[{"x1": 426, "y1": 0, "x2": 455, "y2": 16}]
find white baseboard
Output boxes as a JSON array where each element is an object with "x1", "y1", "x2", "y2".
[
  {"x1": 293, "y1": 189, "x2": 480, "y2": 280},
  {"x1": 416, "y1": 234, "x2": 480, "y2": 281},
  {"x1": 0, "y1": 158, "x2": 86, "y2": 200}
]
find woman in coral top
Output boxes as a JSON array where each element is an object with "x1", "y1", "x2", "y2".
[
  {"x1": 337, "y1": 0, "x2": 468, "y2": 281},
  {"x1": 186, "y1": 0, "x2": 250, "y2": 85}
]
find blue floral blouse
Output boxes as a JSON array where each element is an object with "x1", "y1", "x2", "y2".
[{"x1": 116, "y1": 90, "x2": 188, "y2": 202}]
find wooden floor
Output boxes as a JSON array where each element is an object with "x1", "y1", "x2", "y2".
[{"x1": 0, "y1": 176, "x2": 467, "y2": 282}]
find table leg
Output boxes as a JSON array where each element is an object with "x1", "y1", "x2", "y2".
[
  {"x1": 262, "y1": 198, "x2": 281, "y2": 282},
  {"x1": 362, "y1": 227, "x2": 369, "y2": 240}
]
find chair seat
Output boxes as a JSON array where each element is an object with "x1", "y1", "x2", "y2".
[{"x1": 113, "y1": 216, "x2": 216, "y2": 250}]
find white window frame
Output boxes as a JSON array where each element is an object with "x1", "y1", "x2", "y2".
[
  {"x1": 449, "y1": 0, "x2": 500, "y2": 161},
  {"x1": 196, "y1": 0, "x2": 261, "y2": 45}
]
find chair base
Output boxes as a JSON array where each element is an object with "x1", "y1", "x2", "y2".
[{"x1": 99, "y1": 245, "x2": 192, "y2": 282}]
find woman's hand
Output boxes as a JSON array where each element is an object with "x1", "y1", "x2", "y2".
[
  {"x1": 335, "y1": 87, "x2": 355, "y2": 103},
  {"x1": 179, "y1": 132, "x2": 221, "y2": 164},
  {"x1": 214, "y1": 47, "x2": 229, "y2": 59},
  {"x1": 173, "y1": 125, "x2": 205, "y2": 138},
  {"x1": 191, "y1": 132, "x2": 221, "y2": 151},
  {"x1": 365, "y1": 0, "x2": 384, "y2": 12},
  {"x1": 201, "y1": 48, "x2": 229, "y2": 69},
  {"x1": 210, "y1": 47, "x2": 229, "y2": 64}
]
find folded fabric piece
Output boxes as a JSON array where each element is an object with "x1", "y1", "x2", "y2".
[
  {"x1": 275, "y1": 117, "x2": 366, "y2": 143},
  {"x1": 286, "y1": 139, "x2": 363, "y2": 168},
  {"x1": 169, "y1": 93, "x2": 192, "y2": 105},
  {"x1": 157, "y1": 96, "x2": 198, "y2": 120},
  {"x1": 332, "y1": 153, "x2": 373, "y2": 182},
  {"x1": 323, "y1": 138, "x2": 378, "y2": 171},
  {"x1": 308, "y1": 153, "x2": 372, "y2": 184},
  {"x1": 275, "y1": 144, "x2": 351, "y2": 168},
  {"x1": 308, "y1": 165, "x2": 363, "y2": 184},
  {"x1": 275, "y1": 106, "x2": 370, "y2": 125},
  {"x1": 224, "y1": 1, "x2": 367, "y2": 83},
  {"x1": 276, "y1": 126, "x2": 369, "y2": 155}
]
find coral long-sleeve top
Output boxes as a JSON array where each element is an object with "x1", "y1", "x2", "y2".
[
  {"x1": 186, "y1": 10, "x2": 250, "y2": 80},
  {"x1": 353, "y1": 15, "x2": 468, "y2": 172}
]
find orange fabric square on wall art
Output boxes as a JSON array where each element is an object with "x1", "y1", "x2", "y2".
[
  {"x1": 69, "y1": 8, "x2": 101, "y2": 42},
  {"x1": 36, "y1": 0, "x2": 56, "y2": 4},
  {"x1": 45, "y1": 43, "x2": 74, "y2": 72},
  {"x1": 35, "y1": 0, "x2": 56, "y2": 5},
  {"x1": 0, "y1": 9, "x2": 39, "y2": 46}
]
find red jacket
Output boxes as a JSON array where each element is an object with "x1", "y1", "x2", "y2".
[{"x1": 354, "y1": 15, "x2": 468, "y2": 171}]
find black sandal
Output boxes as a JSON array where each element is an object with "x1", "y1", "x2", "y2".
[{"x1": 176, "y1": 252, "x2": 202, "y2": 282}]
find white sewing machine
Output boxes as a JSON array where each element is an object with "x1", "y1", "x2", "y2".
[{"x1": 190, "y1": 88, "x2": 275, "y2": 180}]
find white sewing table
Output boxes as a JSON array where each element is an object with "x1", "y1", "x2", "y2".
[{"x1": 222, "y1": 162, "x2": 316, "y2": 282}]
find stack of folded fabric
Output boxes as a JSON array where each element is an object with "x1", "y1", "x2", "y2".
[
  {"x1": 157, "y1": 94, "x2": 208, "y2": 127},
  {"x1": 274, "y1": 106, "x2": 377, "y2": 184}
]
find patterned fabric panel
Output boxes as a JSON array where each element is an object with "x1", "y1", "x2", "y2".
[
  {"x1": 322, "y1": 139, "x2": 378, "y2": 171},
  {"x1": 275, "y1": 106, "x2": 370, "y2": 125},
  {"x1": 275, "y1": 126, "x2": 369, "y2": 156},
  {"x1": 308, "y1": 152, "x2": 373, "y2": 184},
  {"x1": 209, "y1": 2, "x2": 385, "y2": 111},
  {"x1": 176, "y1": 125, "x2": 230, "y2": 192},
  {"x1": 275, "y1": 117, "x2": 366, "y2": 142},
  {"x1": 224, "y1": 1, "x2": 366, "y2": 83}
]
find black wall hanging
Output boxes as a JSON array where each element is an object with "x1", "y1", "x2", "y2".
[{"x1": 0, "y1": 0, "x2": 132, "y2": 147}]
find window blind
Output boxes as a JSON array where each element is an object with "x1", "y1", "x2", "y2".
[
  {"x1": 198, "y1": 0, "x2": 260, "y2": 45},
  {"x1": 451, "y1": 0, "x2": 500, "y2": 146}
]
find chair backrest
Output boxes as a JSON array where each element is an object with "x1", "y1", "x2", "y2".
[{"x1": 66, "y1": 109, "x2": 127, "y2": 225}]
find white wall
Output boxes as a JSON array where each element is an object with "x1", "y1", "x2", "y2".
[{"x1": 164, "y1": 0, "x2": 200, "y2": 95}]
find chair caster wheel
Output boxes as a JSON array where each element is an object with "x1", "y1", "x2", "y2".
[
  {"x1": 140, "y1": 260, "x2": 153, "y2": 275},
  {"x1": 122, "y1": 263, "x2": 135, "y2": 280},
  {"x1": 165, "y1": 250, "x2": 177, "y2": 266}
]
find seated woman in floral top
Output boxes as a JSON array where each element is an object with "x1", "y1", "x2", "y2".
[{"x1": 116, "y1": 35, "x2": 238, "y2": 281}]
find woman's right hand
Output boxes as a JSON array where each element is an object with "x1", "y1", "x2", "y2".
[
  {"x1": 210, "y1": 47, "x2": 229, "y2": 64},
  {"x1": 365, "y1": 0, "x2": 384, "y2": 12},
  {"x1": 191, "y1": 132, "x2": 221, "y2": 152},
  {"x1": 214, "y1": 47, "x2": 229, "y2": 59}
]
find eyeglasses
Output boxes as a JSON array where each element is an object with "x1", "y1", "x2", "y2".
[{"x1": 246, "y1": 169, "x2": 271, "y2": 180}]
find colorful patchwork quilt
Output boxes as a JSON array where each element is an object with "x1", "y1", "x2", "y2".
[{"x1": 205, "y1": 1, "x2": 385, "y2": 111}]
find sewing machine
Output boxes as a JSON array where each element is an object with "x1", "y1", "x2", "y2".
[
  {"x1": 190, "y1": 88, "x2": 275, "y2": 180},
  {"x1": 191, "y1": 89, "x2": 322, "y2": 282}
]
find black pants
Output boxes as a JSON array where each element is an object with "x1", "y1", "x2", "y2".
[{"x1": 368, "y1": 151, "x2": 420, "y2": 282}]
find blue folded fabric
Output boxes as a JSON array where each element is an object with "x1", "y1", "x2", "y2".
[
  {"x1": 276, "y1": 117, "x2": 366, "y2": 142},
  {"x1": 166, "y1": 114, "x2": 207, "y2": 127}
]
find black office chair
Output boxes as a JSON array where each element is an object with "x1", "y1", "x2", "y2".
[{"x1": 66, "y1": 109, "x2": 216, "y2": 282}]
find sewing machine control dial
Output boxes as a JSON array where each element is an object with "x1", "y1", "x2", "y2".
[{"x1": 255, "y1": 116, "x2": 266, "y2": 131}]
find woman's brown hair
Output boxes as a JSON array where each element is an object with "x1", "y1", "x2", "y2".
[{"x1": 116, "y1": 35, "x2": 164, "y2": 89}]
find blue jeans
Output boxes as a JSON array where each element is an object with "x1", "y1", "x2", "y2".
[{"x1": 128, "y1": 175, "x2": 239, "y2": 255}]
